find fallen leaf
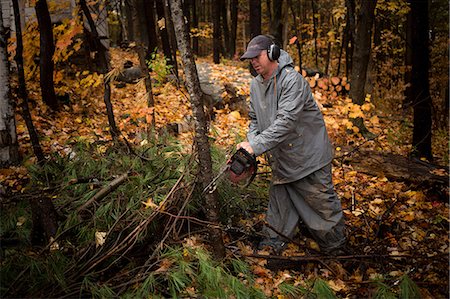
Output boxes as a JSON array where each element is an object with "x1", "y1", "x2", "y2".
[{"x1": 95, "y1": 231, "x2": 107, "y2": 247}]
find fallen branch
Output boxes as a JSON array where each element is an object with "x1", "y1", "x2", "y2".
[
  {"x1": 77, "y1": 171, "x2": 130, "y2": 212},
  {"x1": 240, "y1": 252, "x2": 412, "y2": 261}
]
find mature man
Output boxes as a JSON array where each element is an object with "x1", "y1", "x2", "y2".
[{"x1": 237, "y1": 35, "x2": 346, "y2": 254}]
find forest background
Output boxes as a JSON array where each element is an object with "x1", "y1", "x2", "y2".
[{"x1": 0, "y1": 0, "x2": 448, "y2": 298}]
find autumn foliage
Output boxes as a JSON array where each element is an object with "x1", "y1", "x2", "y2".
[{"x1": 1, "y1": 0, "x2": 448, "y2": 298}]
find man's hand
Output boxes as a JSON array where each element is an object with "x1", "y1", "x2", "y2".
[{"x1": 237, "y1": 141, "x2": 254, "y2": 155}]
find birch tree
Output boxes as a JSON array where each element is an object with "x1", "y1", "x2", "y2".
[{"x1": 0, "y1": 0, "x2": 19, "y2": 166}]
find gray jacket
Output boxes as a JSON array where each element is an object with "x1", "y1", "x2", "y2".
[{"x1": 247, "y1": 50, "x2": 333, "y2": 184}]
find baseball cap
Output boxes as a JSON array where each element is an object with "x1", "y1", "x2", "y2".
[{"x1": 240, "y1": 35, "x2": 273, "y2": 60}]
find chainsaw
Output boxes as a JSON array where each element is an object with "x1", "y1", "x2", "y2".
[{"x1": 202, "y1": 148, "x2": 258, "y2": 194}]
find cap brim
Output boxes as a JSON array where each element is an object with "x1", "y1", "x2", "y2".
[{"x1": 240, "y1": 49, "x2": 261, "y2": 61}]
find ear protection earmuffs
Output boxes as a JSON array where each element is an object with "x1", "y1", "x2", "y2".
[{"x1": 267, "y1": 43, "x2": 280, "y2": 61}]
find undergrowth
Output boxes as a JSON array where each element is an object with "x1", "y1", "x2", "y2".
[{"x1": 0, "y1": 136, "x2": 421, "y2": 298}]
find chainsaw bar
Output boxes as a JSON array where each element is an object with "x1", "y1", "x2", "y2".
[
  {"x1": 202, "y1": 148, "x2": 257, "y2": 195},
  {"x1": 202, "y1": 163, "x2": 230, "y2": 194}
]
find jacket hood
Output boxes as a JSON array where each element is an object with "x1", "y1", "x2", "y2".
[
  {"x1": 277, "y1": 49, "x2": 294, "y2": 71},
  {"x1": 255, "y1": 49, "x2": 294, "y2": 82}
]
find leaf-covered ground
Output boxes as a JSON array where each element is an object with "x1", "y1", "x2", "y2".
[{"x1": 1, "y1": 47, "x2": 449, "y2": 298}]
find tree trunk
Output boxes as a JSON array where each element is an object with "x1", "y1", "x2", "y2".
[
  {"x1": 155, "y1": 0, "x2": 175, "y2": 73},
  {"x1": 30, "y1": 196, "x2": 59, "y2": 245},
  {"x1": 192, "y1": 0, "x2": 199, "y2": 54},
  {"x1": 35, "y1": 0, "x2": 58, "y2": 110},
  {"x1": 270, "y1": 0, "x2": 283, "y2": 45},
  {"x1": 345, "y1": 0, "x2": 355, "y2": 78},
  {"x1": 404, "y1": 5, "x2": 413, "y2": 107},
  {"x1": 212, "y1": 0, "x2": 221, "y2": 63},
  {"x1": 13, "y1": 0, "x2": 58, "y2": 246},
  {"x1": 118, "y1": 0, "x2": 129, "y2": 43},
  {"x1": 79, "y1": 0, "x2": 110, "y2": 73},
  {"x1": 0, "y1": 0, "x2": 19, "y2": 166},
  {"x1": 144, "y1": 0, "x2": 158, "y2": 55},
  {"x1": 169, "y1": 0, "x2": 225, "y2": 259},
  {"x1": 80, "y1": 0, "x2": 119, "y2": 141},
  {"x1": 349, "y1": 0, "x2": 376, "y2": 138},
  {"x1": 409, "y1": 0, "x2": 432, "y2": 161},
  {"x1": 131, "y1": 0, "x2": 156, "y2": 133},
  {"x1": 287, "y1": 0, "x2": 302, "y2": 72},
  {"x1": 220, "y1": 0, "x2": 230, "y2": 58},
  {"x1": 249, "y1": 0, "x2": 261, "y2": 76},
  {"x1": 311, "y1": 0, "x2": 318, "y2": 68},
  {"x1": 249, "y1": 0, "x2": 261, "y2": 39},
  {"x1": 133, "y1": 0, "x2": 158, "y2": 55},
  {"x1": 229, "y1": 0, "x2": 238, "y2": 58},
  {"x1": 123, "y1": 0, "x2": 135, "y2": 41},
  {"x1": 12, "y1": 0, "x2": 45, "y2": 163},
  {"x1": 163, "y1": 0, "x2": 179, "y2": 77}
]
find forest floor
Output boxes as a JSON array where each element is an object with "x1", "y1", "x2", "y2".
[{"x1": 1, "y1": 47, "x2": 449, "y2": 298}]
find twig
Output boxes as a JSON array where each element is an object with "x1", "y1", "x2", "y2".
[
  {"x1": 77, "y1": 171, "x2": 187, "y2": 277},
  {"x1": 77, "y1": 171, "x2": 130, "y2": 212},
  {"x1": 240, "y1": 252, "x2": 412, "y2": 261}
]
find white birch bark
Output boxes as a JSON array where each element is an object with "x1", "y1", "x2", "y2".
[{"x1": 0, "y1": 0, "x2": 19, "y2": 166}]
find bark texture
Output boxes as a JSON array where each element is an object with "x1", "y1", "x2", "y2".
[
  {"x1": 0, "y1": 0, "x2": 19, "y2": 166},
  {"x1": 409, "y1": 0, "x2": 432, "y2": 160},
  {"x1": 249, "y1": 0, "x2": 261, "y2": 39},
  {"x1": 12, "y1": 0, "x2": 45, "y2": 163},
  {"x1": 35, "y1": 0, "x2": 58, "y2": 110},
  {"x1": 169, "y1": 0, "x2": 225, "y2": 259},
  {"x1": 349, "y1": 0, "x2": 377, "y2": 137}
]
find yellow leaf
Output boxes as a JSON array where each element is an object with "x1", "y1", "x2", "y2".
[
  {"x1": 95, "y1": 231, "x2": 107, "y2": 247},
  {"x1": 142, "y1": 197, "x2": 158, "y2": 209},
  {"x1": 328, "y1": 279, "x2": 346, "y2": 292},
  {"x1": 16, "y1": 216, "x2": 26, "y2": 227},
  {"x1": 307, "y1": 239, "x2": 320, "y2": 251},
  {"x1": 347, "y1": 170, "x2": 357, "y2": 177},
  {"x1": 403, "y1": 211, "x2": 415, "y2": 222},
  {"x1": 369, "y1": 115, "x2": 379, "y2": 125},
  {"x1": 157, "y1": 18, "x2": 166, "y2": 30},
  {"x1": 352, "y1": 208, "x2": 364, "y2": 216},
  {"x1": 349, "y1": 105, "x2": 364, "y2": 118},
  {"x1": 228, "y1": 110, "x2": 241, "y2": 121},
  {"x1": 371, "y1": 198, "x2": 384, "y2": 205},
  {"x1": 430, "y1": 168, "x2": 446, "y2": 176},
  {"x1": 361, "y1": 103, "x2": 372, "y2": 112}
]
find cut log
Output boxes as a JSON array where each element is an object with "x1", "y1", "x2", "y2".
[
  {"x1": 307, "y1": 77, "x2": 316, "y2": 88},
  {"x1": 344, "y1": 83, "x2": 351, "y2": 91},
  {"x1": 301, "y1": 69, "x2": 307, "y2": 77},
  {"x1": 331, "y1": 76, "x2": 341, "y2": 86},
  {"x1": 344, "y1": 150, "x2": 448, "y2": 194},
  {"x1": 317, "y1": 79, "x2": 328, "y2": 90}
]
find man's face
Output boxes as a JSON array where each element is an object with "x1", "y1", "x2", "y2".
[{"x1": 250, "y1": 50, "x2": 272, "y2": 78}]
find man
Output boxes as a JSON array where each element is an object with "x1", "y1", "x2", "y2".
[{"x1": 237, "y1": 35, "x2": 346, "y2": 255}]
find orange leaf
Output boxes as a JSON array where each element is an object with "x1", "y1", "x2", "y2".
[{"x1": 289, "y1": 36, "x2": 298, "y2": 45}]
